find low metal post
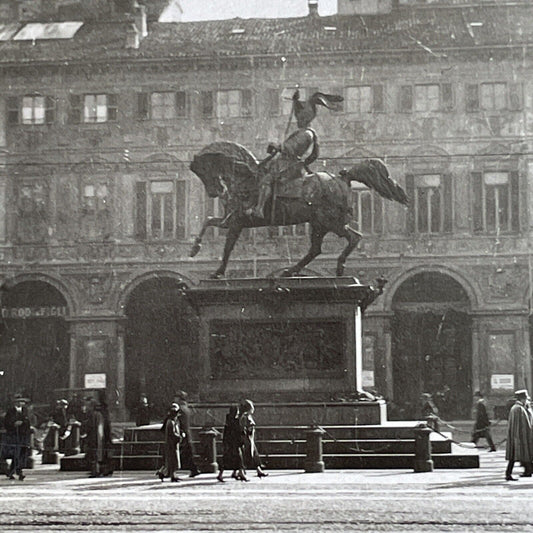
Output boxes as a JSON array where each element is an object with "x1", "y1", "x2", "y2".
[
  {"x1": 305, "y1": 426, "x2": 326, "y2": 473},
  {"x1": 198, "y1": 427, "x2": 218, "y2": 473},
  {"x1": 0, "y1": 430, "x2": 7, "y2": 474},
  {"x1": 413, "y1": 423, "x2": 433, "y2": 473},
  {"x1": 42, "y1": 422, "x2": 60, "y2": 465},
  {"x1": 64, "y1": 421, "x2": 81, "y2": 456},
  {"x1": 26, "y1": 428, "x2": 35, "y2": 469}
]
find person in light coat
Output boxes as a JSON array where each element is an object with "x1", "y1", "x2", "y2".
[{"x1": 505, "y1": 389, "x2": 533, "y2": 480}]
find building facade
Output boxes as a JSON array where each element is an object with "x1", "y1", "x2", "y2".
[{"x1": 0, "y1": 0, "x2": 531, "y2": 420}]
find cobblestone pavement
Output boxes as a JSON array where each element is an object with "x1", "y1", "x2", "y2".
[{"x1": 0, "y1": 448, "x2": 532, "y2": 532}]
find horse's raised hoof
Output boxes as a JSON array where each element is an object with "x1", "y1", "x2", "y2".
[{"x1": 190, "y1": 242, "x2": 201, "y2": 257}]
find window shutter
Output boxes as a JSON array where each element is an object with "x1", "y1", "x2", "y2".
[
  {"x1": 241, "y1": 89, "x2": 252, "y2": 117},
  {"x1": 442, "y1": 173, "x2": 453, "y2": 233},
  {"x1": 68, "y1": 94, "x2": 82, "y2": 124},
  {"x1": 175, "y1": 91, "x2": 187, "y2": 117},
  {"x1": 175, "y1": 180, "x2": 187, "y2": 239},
  {"x1": 441, "y1": 83, "x2": 454, "y2": 111},
  {"x1": 405, "y1": 174, "x2": 415, "y2": 233},
  {"x1": 510, "y1": 170, "x2": 519, "y2": 232},
  {"x1": 266, "y1": 88, "x2": 280, "y2": 116},
  {"x1": 471, "y1": 171, "x2": 483, "y2": 232},
  {"x1": 399, "y1": 86, "x2": 412, "y2": 112},
  {"x1": 373, "y1": 85, "x2": 384, "y2": 112},
  {"x1": 508, "y1": 83, "x2": 523, "y2": 111},
  {"x1": 45, "y1": 96, "x2": 56, "y2": 124},
  {"x1": 135, "y1": 181, "x2": 147, "y2": 239},
  {"x1": 107, "y1": 94, "x2": 117, "y2": 121},
  {"x1": 201, "y1": 91, "x2": 213, "y2": 118},
  {"x1": 137, "y1": 93, "x2": 149, "y2": 120},
  {"x1": 466, "y1": 84, "x2": 479, "y2": 112},
  {"x1": 7, "y1": 96, "x2": 19, "y2": 124},
  {"x1": 374, "y1": 194, "x2": 383, "y2": 234}
]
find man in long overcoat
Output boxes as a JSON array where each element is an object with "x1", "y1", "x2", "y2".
[
  {"x1": 2, "y1": 396, "x2": 32, "y2": 480},
  {"x1": 156, "y1": 403, "x2": 182, "y2": 482},
  {"x1": 505, "y1": 389, "x2": 533, "y2": 480},
  {"x1": 471, "y1": 391, "x2": 496, "y2": 451}
]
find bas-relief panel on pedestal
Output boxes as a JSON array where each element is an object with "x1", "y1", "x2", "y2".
[{"x1": 209, "y1": 320, "x2": 346, "y2": 380}]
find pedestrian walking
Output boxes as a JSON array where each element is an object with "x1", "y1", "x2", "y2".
[
  {"x1": 217, "y1": 405, "x2": 247, "y2": 482},
  {"x1": 85, "y1": 397, "x2": 114, "y2": 478},
  {"x1": 135, "y1": 394, "x2": 152, "y2": 427},
  {"x1": 471, "y1": 391, "x2": 496, "y2": 451},
  {"x1": 239, "y1": 399, "x2": 268, "y2": 478},
  {"x1": 2, "y1": 395, "x2": 31, "y2": 480},
  {"x1": 174, "y1": 391, "x2": 200, "y2": 477},
  {"x1": 157, "y1": 403, "x2": 183, "y2": 482},
  {"x1": 52, "y1": 399, "x2": 69, "y2": 452},
  {"x1": 505, "y1": 389, "x2": 533, "y2": 481}
]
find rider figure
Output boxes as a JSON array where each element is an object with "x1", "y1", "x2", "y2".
[{"x1": 247, "y1": 90, "x2": 342, "y2": 219}]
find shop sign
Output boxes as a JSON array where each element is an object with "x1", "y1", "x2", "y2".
[
  {"x1": 490, "y1": 374, "x2": 514, "y2": 390},
  {"x1": 84, "y1": 373, "x2": 106, "y2": 389},
  {"x1": 1, "y1": 306, "x2": 68, "y2": 319}
]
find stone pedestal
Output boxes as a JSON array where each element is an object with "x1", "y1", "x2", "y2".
[{"x1": 185, "y1": 277, "x2": 381, "y2": 404}]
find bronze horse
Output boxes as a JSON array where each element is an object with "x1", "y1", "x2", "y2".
[{"x1": 190, "y1": 141, "x2": 408, "y2": 278}]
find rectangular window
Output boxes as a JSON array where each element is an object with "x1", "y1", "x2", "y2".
[
  {"x1": 8, "y1": 95, "x2": 55, "y2": 125},
  {"x1": 412, "y1": 174, "x2": 443, "y2": 234},
  {"x1": 351, "y1": 184, "x2": 383, "y2": 234},
  {"x1": 83, "y1": 94, "x2": 117, "y2": 123},
  {"x1": 414, "y1": 84, "x2": 440, "y2": 112},
  {"x1": 480, "y1": 83, "x2": 506, "y2": 111},
  {"x1": 483, "y1": 172, "x2": 511, "y2": 233},
  {"x1": 346, "y1": 86, "x2": 373, "y2": 113},
  {"x1": 135, "y1": 179, "x2": 187, "y2": 240},
  {"x1": 80, "y1": 182, "x2": 110, "y2": 240},
  {"x1": 216, "y1": 89, "x2": 252, "y2": 118},
  {"x1": 151, "y1": 91, "x2": 175, "y2": 120},
  {"x1": 16, "y1": 180, "x2": 49, "y2": 243},
  {"x1": 472, "y1": 171, "x2": 518, "y2": 234}
]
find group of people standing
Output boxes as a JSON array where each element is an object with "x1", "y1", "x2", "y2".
[{"x1": 156, "y1": 396, "x2": 267, "y2": 483}]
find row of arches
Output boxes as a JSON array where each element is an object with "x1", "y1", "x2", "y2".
[{"x1": 0, "y1": 267, "x2": 526, "y2": 418}]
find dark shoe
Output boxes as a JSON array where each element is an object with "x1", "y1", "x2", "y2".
[
  {"x1": 257, "y1": 469, "x2": 268, "y2": 478},
  {"x1": 189, "y1": 470, "x2": 201, "y2": 478},
  {"x1": 7, "y1": 474, "x2": 15, "y2": 480},
  {"x1": 506, "y1": 476, "x2": 517, "y2": 481},
  {"x1": 170, "y1": 477, "x2": 180, "y2": 483},
  {"x1": 18, "y1": 474, "x2": 25, "y2": 481},
  {"x1": 489, "y1": 448, "x2": 497, "y2": 452},
  {"x1": 88, "y1": 473, "x2": 101, "y2": 478},
  {"x1": 231, "y1": 471, "x2": 239, "y2": 480},
  {"x1": 519, "y1": 473, "x2": 532, "y2": 478},
  {"x1": 216, "y1": 474, "x2": 225, "y2": 483},
  {"x1": 238, "y1": 474, "x2": 249, "y2": 482},
  {"x1": 157, "y1": 472, "x2": 164, "y2": 482}
]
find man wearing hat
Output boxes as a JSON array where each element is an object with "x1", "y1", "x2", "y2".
[
  {"x1": 156, "y1": 403, "x2": 183, "y2": 482},
  {"x1": 247, "y1": 89, "x2": 343, "y2": 220},
  {"x1": 2, "y1": 395, "x2": 32, "y2": 480},
  {"x1": 505, "y1": 389, "x2": 533, "y2": 480},
  {"x1": 471, "y1": 391, "x2": 496, "y2": 452}
]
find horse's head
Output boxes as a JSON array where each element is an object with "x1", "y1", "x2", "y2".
[{"x1": 190, "y1": 155, "x2": 226, "y2": 198}]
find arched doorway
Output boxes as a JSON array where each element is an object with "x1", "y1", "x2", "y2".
[
  {"x1": 124, "y1": 277, "x2": 199, "y2": 417},
  {"x1": 0, "y1": 281, "x2": 70, "y2": 408},
  {"x1": 391, "y1": 272, "x2": 472, "y2": 420}
]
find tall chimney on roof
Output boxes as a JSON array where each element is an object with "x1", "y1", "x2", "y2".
[{"x1": 308, "y1": 0, "x2": 319, "y2": 17}]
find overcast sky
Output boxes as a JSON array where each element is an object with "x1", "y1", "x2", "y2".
[{"x1": 180, "y1": 0, "x2": 338, "y2": 21}]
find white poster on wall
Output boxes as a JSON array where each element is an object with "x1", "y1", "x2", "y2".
[
  {"x1": 490, "y1": 374, "x2": 514, "y2": 390},
  {"x1": 84, "y1": 373, "x2": 107, "y2": 389}
]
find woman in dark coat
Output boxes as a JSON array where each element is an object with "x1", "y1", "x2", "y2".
[
  {"x1": 157, "y1": 403, "x2": 182, "y2": 482},
  {"x1": 239, "y1": 399, "x2": 268, "y2": 478},
  {"x1": 217, "y1": 405, "x2": 247, "y2": 482}
]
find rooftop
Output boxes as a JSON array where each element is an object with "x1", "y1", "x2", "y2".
[{"x1": 0, "y1": 3, "x2": 531, "y2": 65}]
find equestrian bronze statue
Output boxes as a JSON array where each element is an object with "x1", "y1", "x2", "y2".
[{"x1": 190, "y1": 91, "x2": 408, "y2": 278}]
